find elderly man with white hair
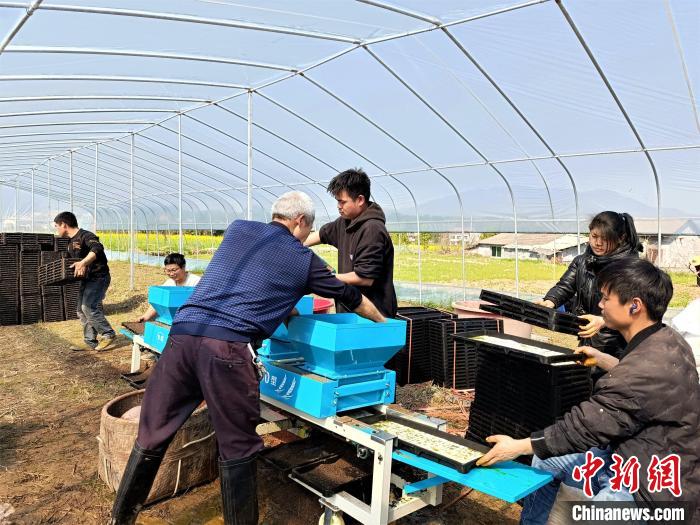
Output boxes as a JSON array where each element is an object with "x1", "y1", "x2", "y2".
[{"x1": 110, "y1": 191, "x2": 384, "y2": 525}]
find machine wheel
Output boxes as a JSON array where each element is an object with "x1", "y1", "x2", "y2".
[{"x1": 318, "y1": 511, "x2": 345, "y2": 525}]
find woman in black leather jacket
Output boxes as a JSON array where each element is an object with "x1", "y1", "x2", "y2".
[{"x1": 536, "y1": 211, "x2": 642, "y2": 359}]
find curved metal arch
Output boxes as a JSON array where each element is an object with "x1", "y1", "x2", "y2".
[
  {"x1": 298, "y1": 74, "x2": 473, "y2": 295},
  {"x1": 88, "y1": 142, "x2": 247, "y2": 221},
  {"x1": 0, "y1": 120, "x2": 156, "y2": 131},
  {"x1": 135, "y1": 130, "x2": 273, "y2": 214},
  {"x1": 249, "y1": 92, "x2": 402, "y2": 226},
  {"x1": 0, "y1": 3, "x2": 359, "y2": 43},
  {"x1": 0, "y1": 75, "x2": 248, "y2": 90},
  {"x1": 30, "y1": 158, "x2": 127, "y2": 204},
  {"x1": 0, "y1": 130, "x2": 133, "y2": 142},
  {"x1": 0, "y1": 95, "x2": 212, "y2": 104},
  {"x1": 0, "y1": 139, "x2": 99, "y2": 150},
  {"x1": 440, "y1": 27, "x2": 579, "y2": 248},
  {"x1": 0, "y1": 0, "x2": 42, "y2": 52},
  {"x1": 102, "y1": 137, "x2": 256, "y2": 217},
  {"x1": 5, "y1": 46, "x2": 296, "y2": 72},
  {"x1": 556, "y1": 0, "x2": 661, "y2": 264},
  {"x1": 53, "y1": 154, "x2": 131, "y2": 200},
  {"x1": 363, "y1": 46, "x2": 520, "y2": 294},
  {"x1": 663, "y1": 0, "x2": 700, "y2": 136},
  {"x1": 0, "y1": 108, "x2": 178, "y2": 119},
  {"x1": 183, "y1": 111, "x2": 334, "y2": 223}
]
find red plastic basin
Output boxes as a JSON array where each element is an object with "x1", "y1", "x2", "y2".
[{"x1": 313, "y1": 298, "x2": 334, "y2": 314}]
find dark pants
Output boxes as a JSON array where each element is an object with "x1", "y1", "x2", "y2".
[
  {"x1": 137, "y1": 334, "x2": 263, "y2": 461},
  {"x1": 77, "y1": 275, "x2": 115, "y2": 346}
]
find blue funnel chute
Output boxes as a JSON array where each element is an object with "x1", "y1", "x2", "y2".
[
  {"x1": 286, "y1": 314, "x2": 406, "y2": 378},
  {"x1": 148, "y1": 286, "x2": 196, "y2": 324}
]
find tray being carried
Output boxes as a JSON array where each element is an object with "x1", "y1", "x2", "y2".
[
  {"x1": 121, "y1": 321, "x2": 146, "y2": 336},
  {"x1": 479, "y1": 289, "x2": 584, "y2": 335},
  {"x1": 361, "y1": 414, "x2": 489, "y2": 474},
  {"x1": 453, "y1": 330, "x2": 585, "y2": 364}
]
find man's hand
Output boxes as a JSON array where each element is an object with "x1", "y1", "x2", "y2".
[
  {"x1": 574, "y1": 346, "x2": 618, "y2": 371},
  {"x1": 476, "y1": 435, "x2": 533, "y2": 467},
  {"x1": 578, "y1": 314, "x2": 605, "y2": 338},
  {"x1": 534, "y1": 299, "x2": 555, "y2": 308},
  {"x1": 71, "y1": 260, "x2": 87, "y2": 278},
  {"x1": 135, "y1": 315, "x2": 147, "y2": 323},
  {"x1": 353, "y1": 295, "x2": 385, "y2": 323}
]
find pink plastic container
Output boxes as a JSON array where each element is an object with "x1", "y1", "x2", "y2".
[{"x1": 452, "y1": 300, "x2": 532, "y2": 339}]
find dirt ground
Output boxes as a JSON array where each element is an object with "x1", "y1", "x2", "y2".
[{"x1": 0, "y1": 261, "x2": 572, "y2": 525}]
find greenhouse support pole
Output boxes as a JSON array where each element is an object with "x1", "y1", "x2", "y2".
[
  {"x1": 31, "y1": 168, "x2": 34, "y2": 231},
  {"x1": 94, "y1": 143, "x2": 98, "y2": 231},
  {"x1": 178, "y1": 113, "x2": 184, "y2": 253},
  {"x1": 129, "y1": 134, "x2": 134, "y2": 291},
  {"x1": 69, "y1": 150, "x2": 73, "y2": 213},
  {"x1": 15, "y1": 177, "x2": 19, "y2": 231},
  {"x1": 47, "y1": 160, "x2": 51, "y2": 220},
  {"x1": 247, "y1": 90, "x2": 253, "y2": 220}
]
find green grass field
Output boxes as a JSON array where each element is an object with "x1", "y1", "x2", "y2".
[{"x1": 100, "y1": 231, "x2": 700, "y2": 308}]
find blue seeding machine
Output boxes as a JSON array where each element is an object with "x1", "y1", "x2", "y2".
[{"x1": 122, "y1": 288, "x2": 553, "y2": 524}]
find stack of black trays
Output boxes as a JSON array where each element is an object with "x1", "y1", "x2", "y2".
[
  {"x1": 54, "y1": 236, "x2": 70, "y2": 252},
  {"x1": 390, "y1": 306, "x2": 455, "y2": 385},
  {"x1": 19, "y1": 247, "x2": 42, "y2": 324},
  {"x1": 40, "y1": 252, "x2": 65, "y2": 322},
  {"x1": 0, "y1": 233, "x2": 82, "y2": 324},
  {"x1": 428, "y1": 318, "x2": 502, "y2": 389},
  {"x1": 456, "y1": 332, "x2": 592, "y2": 444},
  {"x1": 63, "y1": 282, "x2": 81, "y2": 320},
  {"x1": 479, "y1": 289, "x2": 583, "y2": 335},
  {"x1": 0, "y1": 245, "x2": 20, "y2": 325}
]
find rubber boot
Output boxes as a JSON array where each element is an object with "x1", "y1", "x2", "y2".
[
  {"x1": 110, "y1": 443, "x2": 165, "y2": 525},
  {"x1": 219, "y1": 455, "x2": 259, "y2": 525}
]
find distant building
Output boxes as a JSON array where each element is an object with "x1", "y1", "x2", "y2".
[
  {"x1": 634, "y1": 219, "x2": 700, "y2": 268},
  {"x1": 475, "y1": 233, "x2": 588, "y2": 262}
]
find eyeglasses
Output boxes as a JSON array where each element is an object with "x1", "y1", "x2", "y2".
[{"x1": 164, "y1": 267, "x2": 181, "y2": 274}]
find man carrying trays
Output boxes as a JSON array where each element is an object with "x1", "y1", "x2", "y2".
[{"x1": 54, "y1": 211, "x2": 116, "y2": 352}]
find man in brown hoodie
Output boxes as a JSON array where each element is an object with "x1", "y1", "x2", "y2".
[
  {"x1": 305, "y1": 169, "x2": 397, "y2": 318},
  {"x1": 477, "y1": 258, "x2": 699, "y2": 523}
]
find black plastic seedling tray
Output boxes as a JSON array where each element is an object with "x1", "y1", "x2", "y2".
[
  {"x1": 479, "y1": 289, "x2": 584, "y2": 335},
  {"x1": 453, "y1": 330, "x2": 584, "y2": 364},
  {"x1": 290, "y1": 455, "x2": 371, "y2": 497},
  {"x1": 361, "y1": 414, "x2": 490, "y2": 474},
  {"x1": 39, "y1": 258, "x2": 82, "y2": 286},
  {"x1": 259, "y1": 434, "x2": 350, "y2": 475}
]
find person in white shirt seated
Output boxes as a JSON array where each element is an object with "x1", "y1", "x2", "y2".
[{"x1": 134, "y1": 253, "x2": 201, "y2": 323}]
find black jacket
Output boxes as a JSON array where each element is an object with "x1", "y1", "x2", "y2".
[
  {"x1": 531, "y1": 325, "x2": 700, "y2": 516},
  {"x1": 319, "y1": 203, "x2": 397, "y2": 317},
  {"x1": 544, "y1": 245, "x2": 639, "y2": 358},
  {"x1": 67, "y1": 229, "x2": 109, "y2": 280}
]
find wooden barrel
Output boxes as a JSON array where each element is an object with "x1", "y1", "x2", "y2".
[{"x1": 97, "y1": 390, "x2": 217, "y2": 504}]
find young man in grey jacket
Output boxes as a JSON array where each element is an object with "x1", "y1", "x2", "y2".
[{"x1": 478, "y1": 258, "x2": 700, "y2": 523}]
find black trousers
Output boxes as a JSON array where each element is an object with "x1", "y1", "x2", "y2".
[{"x1": 136, "y1": 334, "x2": 263, "y2": 461}]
